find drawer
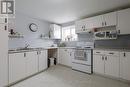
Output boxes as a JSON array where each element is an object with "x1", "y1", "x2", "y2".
[
  {"x1": 105, "y1": 51, "x2": 119, "y2": 57},
  {"x1": 93, "y1": 50, "x2": 105, "y2": 55}
]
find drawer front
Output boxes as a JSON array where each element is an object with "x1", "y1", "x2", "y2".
[
  {"x1": 105, "y1": 51, "x2": 119, "y2": 57},
  {"x1": 93, "y1": 50, "x2": 105, "y2": 55}
]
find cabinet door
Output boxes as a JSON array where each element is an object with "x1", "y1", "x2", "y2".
[
  {"x1": 105, "y1": 56, "x2": 119, "y2": 77},
  {"x1": 0, "y1": 18, "x2": 7, "y2": 23},
  {"x1": 90, "y1": 15, "x2": 103, "y2": 28},
  {"x1": 104, "y1": 12, "x2": 117, "y2": 27},
  {"x1": 0, "y1": 24, "x2": 8, "y2": 86},
  {"x1": 50, "y1": 24, "x2": 61, "y2": 39},
  {"x1": 75, "y1": 19, "x2": 86, "y2": 33},
  {"x1": 26, "y1": 52, "x2": 38, "y2": 76},
  {"x1": 58, "y1": 49, "x2": 64, "y2": 64},
  {"x1": 38, "y1": 50, "x2": 47, "y2": 72},
  {"x1": 93, "y1": 55, "x2": 104, "y2": 74},
  {"x1": 117, "y1": 8, "x2": 130, "y2": 34},
  {"x1": 9, "y1": 53, "x2": 26, "y2": 83},
  {"x1": 54, "y1": 24, "x2": 61, "y2": 39},
  {"x1": 120, "y1": 52, "x2": 130, "y2": 80}
]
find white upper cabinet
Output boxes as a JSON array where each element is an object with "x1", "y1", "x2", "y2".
[
  {"x1": 75, "y1": 19, "x2": 87, "y2": 33},
  {"x1": 103, "y1": 12, "x2": 117, "y2": 27},
  {"x1": 76, "y1": 11, "x2": 117, "y2": 33},
  {"x1": 117, "y1": 8, "x2": 130, "y2": 35},
  {"x1": 50, "y1": 24, "x2": 61, "y2": 39},
  {"x1": 120, "y1": 52, "x2": 130, "y2": 81},
  {"x1": 89, "y1": 15, "x2": 103, "y2": 28}
]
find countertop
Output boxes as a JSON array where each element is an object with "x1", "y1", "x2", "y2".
[
  {"x1": 94, "y1": 48, "x2": 130, "y2": 52},
  {"x1": 8, "y1": 47, "x2": 76, "y2": 54}
]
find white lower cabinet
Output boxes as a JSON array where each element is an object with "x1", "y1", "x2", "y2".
[
  {"x1": 26, "y1": 52, "x2": 38, "y2": 76},
  {"x1": 105, "y1": 55, "x2": 119, "y2": 77},
  {"x1": 9, "y1": 53, "x2": 26, "y2": 84},
  {"x1": 93, "y1": 50, "x2": 120, "y2": 78},
  {"x1": 93, "y1": 54, "x2": 104, "y2": 74},
  {"x1": 9, "y1": 50, "x2": 48, "y2": 84},
  {"x1": 120, "y1": 52, "x2": 130, "y2": 81},
  {"x1": 58, "y1": 48, "x2": 74, "y2": 67},
  {"x1": 38, "y1": 50, "x2": 48, "y2": 72}
]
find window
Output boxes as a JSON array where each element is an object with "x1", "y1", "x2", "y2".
[{"x1": 62, "y1": 25, "x2": 77, "y2": 41}]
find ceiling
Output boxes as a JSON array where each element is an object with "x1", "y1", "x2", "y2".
[{"x1": 16, "y1": 0, "x2": 130, "y2": 24}]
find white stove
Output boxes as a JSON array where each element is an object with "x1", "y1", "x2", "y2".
[{"x1": 72, "y1": 42, "x2": 94, "y2": 74}]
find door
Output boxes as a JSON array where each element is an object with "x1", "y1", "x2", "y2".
[
  {"x1": 90, "y1": 15, "x2": 103, "y2": 28},
  {"x1": 75, "y1": 19, "x2": 86, "y2": 33},
  {"x1": 9, "y1": 53, "x2": 26, "y2": 83},
  {"x1": 103, "y1": 12, "x2": 117, "y2": 27},
  {"x1": 105, "y1": 56, "x2": 119, "y2": 77},
  {"x1": 66, "y1": 49, "x2": 74, "y2": 67},
  {"x1": 93, "y1": 54, "x2": 104, "y2": 74},
  {"x1": 38, "y1": 50, "x2": 47, "y2": 72},
  {"x1": 0, "y1": 24, "x2": 8, "y2": 87},
  {"x1": 117, "y1": 8, "x2": 130, "y2": 34},
  {"x1": 58, "y1": 49, "x2": 64, "y2": 64},
  {"x1": 120, "y1": 52, "x2": 130, "y2": 80},
  {"x1": 26, "y1": 52, "x2": 38, "y2": 76},
  {"x1": 54, "y1": 24, "x2": 61, "y2": 39}
]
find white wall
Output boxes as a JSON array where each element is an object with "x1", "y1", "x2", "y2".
[{"x1": 8, "y1": 12, "x2": 54, "y2": 49}]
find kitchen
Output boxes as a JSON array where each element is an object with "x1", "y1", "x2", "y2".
[{"x1": 0, "y1": 0, "x2": 130, "y2": 87}]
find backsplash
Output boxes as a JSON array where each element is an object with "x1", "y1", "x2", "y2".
[
  {"x1": 95, "y1": 35, "x2": 130, "y2": 49},
  {"x1": 8, "y1": 12, "x2": 54, "y2": 49}
]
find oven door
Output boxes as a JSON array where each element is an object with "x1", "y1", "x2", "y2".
[{"x1": 73, "y1": 49, "x2": 92, "y2": 65}]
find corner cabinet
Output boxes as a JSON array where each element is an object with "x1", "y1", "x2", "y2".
[
  {"x1": 117, "y1": 8, "x2": 130, "y2": 35},
  {"x1": 50, "y1": 24, "x2": 61, "y2": 39}
]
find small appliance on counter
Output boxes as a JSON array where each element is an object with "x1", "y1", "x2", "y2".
[{"x1": 72, "y1": 42, "x2": 94, "y2": 74}]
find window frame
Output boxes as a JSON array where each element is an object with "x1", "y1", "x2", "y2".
[{"x1": 61, "y1": 25, "x2": 77, "y2": 42}]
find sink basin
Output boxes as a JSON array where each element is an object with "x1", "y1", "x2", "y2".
[{"x1": 16, "y1": 48, "x2": 34, "y2": 51}]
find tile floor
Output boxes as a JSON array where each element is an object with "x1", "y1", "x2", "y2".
[{"x1": 11, "y1": 65, "x2": 130, "y2": 87}]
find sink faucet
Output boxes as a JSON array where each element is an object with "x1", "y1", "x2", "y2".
[{"x1": 24, "y1": 44, "x2": 30, "y2": 49}]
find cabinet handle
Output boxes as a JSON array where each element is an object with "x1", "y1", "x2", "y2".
[
  {"x1": 102, "y1": 56, "x2": 104, "y2": 60},
  {"x1": 105, "y1": 21, "x2": 107, "y2": 26},
  {"x1": 5, "y1": 26, "x2": 7, "y2": 31},
  {"x1": 5, "y1": 18, "x2": 7, "y2": 23},
  {"x1": 118, "y1": 30, "x2": 120, "y2": 34},
  {"x1": 96, "y1": 52, "x2": 100, "y2": 53},
  {"x1": 105, "y1": 56, "x2": 107, "y2": 60},
  {"x1": 124, "y1": 53, "x2": 126, "y2": 57},
  {"x1": 109, "y1": 53, "x2": 114, "y2": 55},
  {"x1": 37, "y1": 51, "x2": 39, "y2": 55},
  {"x1": 24, "y1": 53, "x2": 26, "y2": 57},
  {"x1": 70, "y1": 53, "x2": 71, "y2": 56},
  {"x1": 102, "y1": 22, "x2": 104, "y2": 26}
]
